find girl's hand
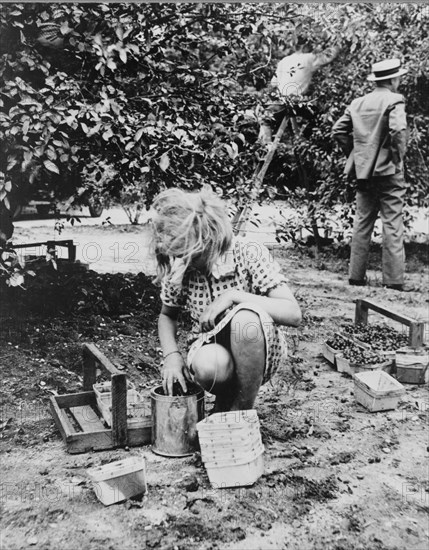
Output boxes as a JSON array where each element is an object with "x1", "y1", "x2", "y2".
[
  {"x1": 199, "y1": 291, "x2": 235, "y2": 332},
  {"x1": 162, "y1": 352, "x2": 191, "y2": 395}
]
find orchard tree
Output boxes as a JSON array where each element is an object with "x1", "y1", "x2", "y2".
[
  {"x1": 0, "y1": 2, "x2": 428, "y2": 253},
  {"x1": 0, "y1": 2, "x2": 300, "y2": 237}
]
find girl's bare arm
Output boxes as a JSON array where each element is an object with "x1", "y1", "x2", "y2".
[
  {"x1": 199, "y1": 285, "x2": 302, "y2": 332},
  {"x1": 158, "y1": 305, "x2": 191, "y2": 394}
]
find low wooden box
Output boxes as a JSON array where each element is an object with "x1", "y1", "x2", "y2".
[
  {"x1": 395, "y1": 348, "x2": 429, "y2": 384},
  {"x1": 50, "y1": 343, "x2": 151, "y2": 454},
  {"x1": 322, "y1": 342, "x2": 340, "y2": 367},
  {"x1": 323, "y1": 333, "x2": 367, "y2": 371},
  {"x1": 353, "y1": 370, "x2": 405, "y2": 412},
  {"x1": 336, "y1": 354, "x2": 354, "y2": 375},
  {"x1": 336, "y1": 355, "x2": 392, "y2": 377},
  {"x1": 87, "y1": 456, "x2": 147, "y2": 506}
]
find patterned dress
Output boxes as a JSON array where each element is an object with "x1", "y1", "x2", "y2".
[{"x1": 160, "y1": 236, "x2": 288, "y2": 383}]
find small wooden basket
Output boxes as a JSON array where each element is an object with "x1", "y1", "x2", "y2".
[
  {"x1": 93, "y1": 381, "x2": 151, "y2": 428},
  {"x1": 353, "y1": 370, "x2": 405, "y2": 412},
  {"x1": 395, "y1": 348, "x2": 429, "y2": 384},
  {"x1": 322, "y1": 342, "x2": 340, "y2": 367},
  {"x1": 87, "y1": 456, "x2": 147, "y2": 506}
]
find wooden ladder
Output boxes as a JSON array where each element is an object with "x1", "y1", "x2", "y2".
[{"x1": 232, "y1": 114, "x2": 290, "y2": 236}]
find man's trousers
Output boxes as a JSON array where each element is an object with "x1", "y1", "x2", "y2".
[
  {"x1": 258, "y1": 102, "x2": 317, "y2": 143},
  {"x1": 349, "y1": 173, "x2": 407, "y2": 285}
]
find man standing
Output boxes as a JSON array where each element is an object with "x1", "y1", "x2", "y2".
[{"x1": 332, "y1": 58, "x2": 408, "y2": 291}]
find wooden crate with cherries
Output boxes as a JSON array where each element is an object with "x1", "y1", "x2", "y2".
[
  {"x1": 322, "y1": 299, "x2": 423, "y2": 377},
  {"x1": 323, "y1": 332, "x2": 393, "y2": 376}
]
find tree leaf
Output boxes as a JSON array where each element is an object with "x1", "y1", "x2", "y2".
[
  {"x1": 159, "y1": 153, "x2": 170, "y2": 172},
  {"x1": 134, "y1": 128, "x2": 144, "y2": 142},
  {"x1": 43, "y1": 160, "x2": 59, "y2": 174},
  {"x1": 119, "y1": 49, "x2": 127, "y2": 64},
  {"x1": 102, "y1": 129, "x2": 113, "y2": 141},
  {"x1": 7, "y1": 273, "x2": 24, "y2": 287},
  {"x1": 107, "y1": 59, "x2": 117, "y2": 71}
]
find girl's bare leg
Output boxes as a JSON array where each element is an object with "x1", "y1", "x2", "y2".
[
  {"x1": 191, "y1": 343, "x2": 236, "y2": 411},
  {"x1": 228, "y1": 309, "x2": 266, "y2": 411},
  {"x1": 192, "y1": 309, "x2": 266, "y2": 412}
]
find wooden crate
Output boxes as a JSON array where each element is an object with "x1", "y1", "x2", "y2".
[
  {"x1": 50, "y1": 343, "x2": 151, "y2": 454},
  {"x1": 355, "y1": 299, "x2": 425, "y2": 349}
]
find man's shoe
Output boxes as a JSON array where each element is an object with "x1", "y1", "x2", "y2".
[
  {"x1": 349, "y1": 279, "x2": 366, "y2": 286},
  {"x1": 384, "y1": 284, "x2": 403, "y2": 291},
  {"x1": 384, "y1": 283, "x2": 415, "y2": 292}
]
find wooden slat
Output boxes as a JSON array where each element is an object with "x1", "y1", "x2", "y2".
[
  {"x1": 83, "y1": 343, "x2": 120, "y2": 378},
  {"x1": 82, "y1": 346, "x2": 97, "y2": 391},
  {"x1": 50, "y1": 397, "x2": 75, "y2": 440},
  {"x1": 69, "y1": 405, "x2": 105, "y2": 433},
  {"x1": 355, "y1": 299, "x2": 425, "y2": 349},
  {"x1": 355, "y1": 299, "x2": 369, "y2": 325},
  {"x1": 11, "y1": 239, "x2": 74, "y2": 249},
  {"x1": 66, "y1": 425, "x2": 152, "y2": 454},
  {"x1": 55, "y1": 391, "x2": 95, "y2": 409},
  {"x1": 67, "y1": 429, "x2": 114, "y2": 454},
  {"x1": 233, "y1": 114, "x2": 289, "y2": 235},
  {"x1": 409, "y1": 322, "x2": 425, "y2": 348},
  {"x1": 111, "y1": 374, "x2": 128, "y2": 447},
  {"x1": 355, "y1": 299, "x2": 416, "y2": 326}
]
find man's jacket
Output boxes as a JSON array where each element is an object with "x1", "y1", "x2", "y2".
[{"x1": 332, "y1": 87, "x2": 407, "y2": 180}]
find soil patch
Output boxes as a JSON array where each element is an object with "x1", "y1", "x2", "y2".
[{"x1": 1, "y1": 242, "x2": 428, "y2": 550}]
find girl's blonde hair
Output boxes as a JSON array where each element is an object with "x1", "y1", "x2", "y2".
[{"x1": 152, "y1": 186, "x2": 233, "y2": 280}]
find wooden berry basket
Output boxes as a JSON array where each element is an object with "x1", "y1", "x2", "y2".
[
  {"x1": 322, "y1": 342, "x2": 340, "y2": 367},
  {"x1": 353, "y1": 371, "x2": 405, "y2": 412},
  {"x1": 336, "y1": 355, "x2": 392, "y2": 376},
  {"x1": 50, "y1": 343, "x2": 152, "y2": 454},
  {"x1": 323, "y1": 332, "x2": 369, "y2": 371},
  {"x1": 323, "y1": 332, "x2": 393, "y2": 376},
  {"x1": 93, "y1": 381, "x2": 151, "y2": 429},
  {"x1": 395, "y1": 347, "x2": 429, "y2": 384}
]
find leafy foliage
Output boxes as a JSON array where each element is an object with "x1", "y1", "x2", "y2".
[
  {"x1": 1, "y1": 3, "x2": 428, "y2": 242},
  {"x1": 0, "y1": 247, "x2": 27, "y2": 287},
  {"x1": 268, "y1": 4, "x2": 429, "y2": 242},
  {"x1": 0, "y1": 258, "x2": 162, "y2": 319},
  {"x1": 0, "y1": 3, "x2": 291, "y2": 213}
]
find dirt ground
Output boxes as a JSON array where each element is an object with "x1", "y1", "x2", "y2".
[{"x1": 1, "y1": 223, "x2": 428, "y2": 550}]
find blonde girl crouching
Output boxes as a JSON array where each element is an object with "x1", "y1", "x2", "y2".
[{"x1": 152, "y1": 186, "x2": 302, "y2": 412}]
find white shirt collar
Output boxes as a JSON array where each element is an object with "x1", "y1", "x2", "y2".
[{"x1": 211, "y1": 244, "x2": 236, "y2": 279}]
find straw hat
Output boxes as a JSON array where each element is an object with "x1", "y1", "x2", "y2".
[{"x1": 367, "y1": 58, "x2": 408, "y2": 81}]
